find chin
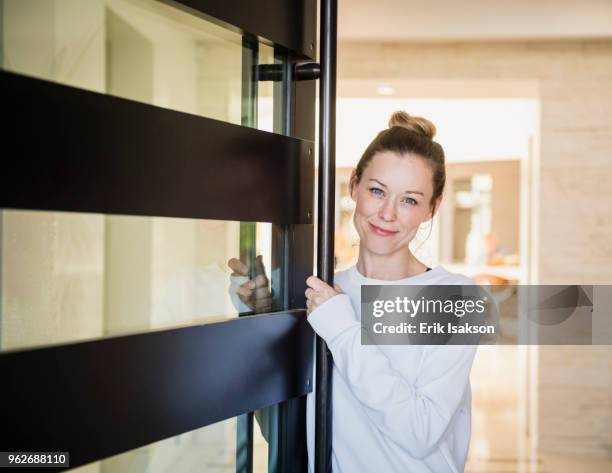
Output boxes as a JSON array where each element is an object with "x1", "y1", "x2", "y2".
[{"x1": 360, "y1": 237, "x2": 397, "y2": 256}]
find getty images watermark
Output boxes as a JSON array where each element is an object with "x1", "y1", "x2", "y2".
[{"x1": 361, "y1": 285, "x2": 612, "y2": 345}]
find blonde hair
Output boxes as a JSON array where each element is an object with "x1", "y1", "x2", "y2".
[
  {"x1": 388, "y1": 111, "x2": 437, "y2": 139},
  {"x1": 353, "y1": 110, "x2": 445, "y2": 211}
]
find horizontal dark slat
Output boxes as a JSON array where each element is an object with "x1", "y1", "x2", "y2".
[
  {"x1": 0, "y1": 311, "x2": 314, "y2": 470},
  {"x1": 171, "y1": 0, "x2": 316, "y2": 59},
  {"x1": 0, "y1": 71, "x2": 314, "y2": 224}
]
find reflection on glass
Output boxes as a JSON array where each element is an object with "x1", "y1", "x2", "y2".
[
  {"x1": 0, "y1": 209, "x2": 279, "y2": 352},
  {"x1": 257, "y1": 43, "x2": 276, "y2": 133},
  {"x1": 0, "y1": 0, "x2": 281, "y2": 129},
  {"x1": 67, "y1": 416, "x2": 270, "y2": 473}
]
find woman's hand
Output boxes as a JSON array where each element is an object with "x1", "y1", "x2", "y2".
[
  {"x1": 305, "y1": 276, "x2": 343, "y2": 315},
  {"x1": 228, "y1": 255, "x2": 272, "y2": 312}
]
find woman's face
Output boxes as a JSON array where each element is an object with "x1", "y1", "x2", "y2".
[{"x1": 350, "y1": 151, "x2": 438, "y2": 256}]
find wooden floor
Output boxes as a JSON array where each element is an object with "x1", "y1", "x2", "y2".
[{"x1": 467, "y1": 346, "x2": 612, "y2": 473}]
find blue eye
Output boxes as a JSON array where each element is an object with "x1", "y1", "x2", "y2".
[
  {"x1": 369, "y1": 187, "x2": 384, "y2": 196},
  {"x1": 402, "y1": 197, "x2": 417, "y2": 206}
]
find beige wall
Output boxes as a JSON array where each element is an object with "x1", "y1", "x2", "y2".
[{"x1": 337, "y1": 40, "x2": 612, "y2": 456}]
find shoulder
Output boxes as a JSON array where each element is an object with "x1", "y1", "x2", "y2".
[{"x1": 333, "y1": 267, "x2": 354, "y2": 291}]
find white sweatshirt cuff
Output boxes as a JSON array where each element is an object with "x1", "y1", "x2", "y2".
[
  {"x1": 307, "y1": 294, "x2": 358, "y2": 343},
  {"x1": 228, "y1": 274, "x2": 253, "y2": 313}
]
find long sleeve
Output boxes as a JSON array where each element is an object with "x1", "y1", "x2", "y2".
[
  {"x1": 307, "y1": 294, "x2": 477, "y2": 460},
  {"x1": 228, "y1": 274, "x2": 254, "y2": 313},
  {"x1": 228, "y1": 268, "x2": 281, "y2": 314}
]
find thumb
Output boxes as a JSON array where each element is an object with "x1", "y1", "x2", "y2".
[{"x1": 255, "y1": 254, "x2": 266, "y2": 276}]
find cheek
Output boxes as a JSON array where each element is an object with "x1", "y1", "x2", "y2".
[
  {"x1": 398, "y1": 207, "x2": 430, "y2": 230},
  {"x1": 352, "y1": 198, "x2": 375, "y2": 236},
  {"x1": 353, "y1": 194, "x2": 378, "y2": 219}
]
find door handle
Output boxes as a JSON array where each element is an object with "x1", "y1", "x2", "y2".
[{"x1": 315, "y1": 1, "x2": 337, "y2": 473}]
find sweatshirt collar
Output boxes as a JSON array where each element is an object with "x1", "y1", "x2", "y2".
[{"x1": 348, "y1": 264, "x2": 444, "y2": 285}]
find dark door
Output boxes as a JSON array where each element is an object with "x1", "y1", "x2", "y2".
[{"x1": 0, "y1": 1, "x2": 317, "y2": 471}]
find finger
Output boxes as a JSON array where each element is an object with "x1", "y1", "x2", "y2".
[
  {"x1": 228, "y1": 258, "x2": 248, "y2": 276},
  {"x1": 228, "y1": 258, "x2": 247, "y2": 275},
  {"x1": 240, "y1": 280, "x2": 256, "y2": 290},
  {"x1": 253, "y1": 273, "x2": 269, "y2": 288},
  {"x1": 254, "y1": 255, "x2": 266, "y2": 277},
  {"x1": 305, "y1": 288, "x2": 314, "y2": 299},
  {"x1": 334, "y1": 284, "x2": 343, "y2": 293},
  {"x1": 306, "y1": 275, "x2": 328, "y2": 291},
  {"x1": 255, "y1": 297, "x2": 272, "y2": 311},
  {"x1": 306, "y1": 276, "x2": 335, "y2": 297},
  {"x1": 255, "y1": 287, "x2": 271, "y2": 299},
  {"x1": 237, "y1": 286, "x2": 253, "y2": 297}
]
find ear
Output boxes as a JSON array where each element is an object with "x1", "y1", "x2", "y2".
[
  {"x1": 349, "y1": 169, "x2": 358, "y2": 202},
  {"x1": 428, "y1": 195, "x2": 443, "y2": 221}
]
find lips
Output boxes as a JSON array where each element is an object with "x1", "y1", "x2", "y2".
[{"x1": 369, "y1": 223, "x2": 398, "y2": 236}]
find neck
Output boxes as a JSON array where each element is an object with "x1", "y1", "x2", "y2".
[{"x1": 356, "y1": 247, "x2": 427, "y2": 280}]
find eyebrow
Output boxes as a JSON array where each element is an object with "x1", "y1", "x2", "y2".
[{"x1": 367, "y1": 179, "x2": 425, "y2": 196}]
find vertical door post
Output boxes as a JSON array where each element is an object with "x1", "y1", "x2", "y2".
[{"x1": 315, "y1": 1, "x2": 337, "y2": 472}]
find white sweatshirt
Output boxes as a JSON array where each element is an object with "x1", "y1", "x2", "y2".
[{"x1": 306, "y1": 265, "x2": 477, "y2": 473}]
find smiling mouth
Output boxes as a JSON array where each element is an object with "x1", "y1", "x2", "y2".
[{"x1": 369, "y1": 223, "x2": 398, "y2": 236}]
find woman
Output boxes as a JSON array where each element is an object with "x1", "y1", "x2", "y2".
[{"x1": 231, "y1": 111, "x2": 476, "y2": 473}]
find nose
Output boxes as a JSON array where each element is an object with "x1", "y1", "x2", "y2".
[{"x1": 378, "y1": 197, "x2": 397, "y2": 222}]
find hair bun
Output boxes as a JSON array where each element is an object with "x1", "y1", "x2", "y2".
[{"x1": 388, "y1": 111, "x2": 436, "y2": 139}]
